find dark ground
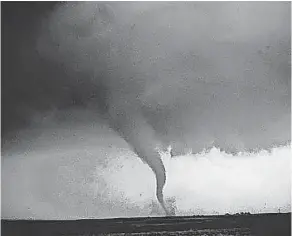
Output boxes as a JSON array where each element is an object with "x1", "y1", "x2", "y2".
[{"x1": 2, "y1": 213, "x2": 291, "y2": 236}]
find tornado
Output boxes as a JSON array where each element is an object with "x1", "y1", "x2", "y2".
[
  {"x1": 36, "y1": 2, "x2": 171, "y2": 215},
  {"x1": 108, "y1": 102, "x2": 171, "y2": 215}
]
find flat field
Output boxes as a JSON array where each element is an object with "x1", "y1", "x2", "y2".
[{"x1": 2, "y1": 213, "x2": 290, "y2": 236}]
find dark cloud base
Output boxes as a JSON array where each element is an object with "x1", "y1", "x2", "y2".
[{"x1": 2, "y1": 2, "x2": 290, "y2": 153}]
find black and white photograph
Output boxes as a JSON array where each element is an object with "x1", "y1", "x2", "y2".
[{"x1": 1, "y1": 1, "x2": 291, "y2": 235}]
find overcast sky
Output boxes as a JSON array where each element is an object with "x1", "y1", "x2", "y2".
[
  {"x1": 1, "y1": 2, "x2": 291, "y2": 219},
  {"x1": 2, "y1": 2, "x2": 290, "y2": 152}
]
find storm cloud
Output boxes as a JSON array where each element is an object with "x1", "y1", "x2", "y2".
[
  {"x1": 1, "y1": 2, "x2": 291, "y2": 218},
  {"x1": 2, "y1": 2, "x2": 290, "y2": 150}
]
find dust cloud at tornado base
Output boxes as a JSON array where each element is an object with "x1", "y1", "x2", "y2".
[{"x1": 1, "y1": 2, "x2": 291, "y2": 219}]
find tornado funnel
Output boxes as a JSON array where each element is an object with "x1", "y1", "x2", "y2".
[{"x1": 108, "y1": 103, "x2": 171, "y2": 216}]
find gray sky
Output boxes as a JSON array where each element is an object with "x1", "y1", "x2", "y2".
[
  {"x1": 1, "y1": 2, "x2": 291, "y2": 219},
  {"x1": 2, "y1": 2, "x2": 290, "y2": 153}
]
